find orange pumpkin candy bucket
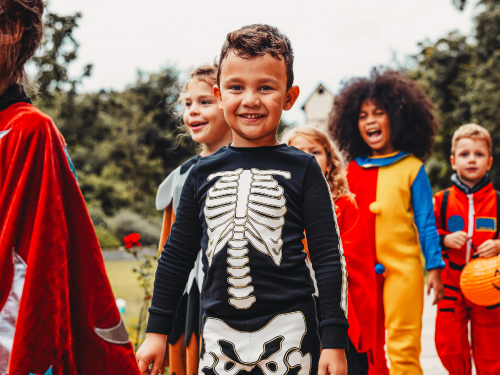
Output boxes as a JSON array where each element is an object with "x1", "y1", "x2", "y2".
[{"x1": 460, "y1": 255, "x2": 500, "y2": 306}]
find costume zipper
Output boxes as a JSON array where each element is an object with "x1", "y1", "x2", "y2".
[{"x1": 466, "y1": 193, "x2": 475, "y2": 263}]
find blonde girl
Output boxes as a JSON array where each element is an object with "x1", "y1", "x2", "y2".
[
  {"x1": 155, "y1": 63, "x2": 232, "y2": 375},
  {"x1": 283, "y1": 126, "x2": 376, "y2": 375}
]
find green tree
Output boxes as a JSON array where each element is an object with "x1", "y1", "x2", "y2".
[
  {"x1": 410, "y1": 33, "x2": 475, "y2": 190},
  {"x1": 410, "y1": 0, "x2": 500, "y2": 191},
  {"x1": 32, "y1": 11, "x2": 92, "y2": 106},
  {"x1": 32, "y1": 8, "x2": 197, "y2": 245},
  {"x1": 469, "y1": 0, "x2": 500, "y2": 178},
  {"x1": 70, "y1": 69, "x2": 196, "y2": 217}
]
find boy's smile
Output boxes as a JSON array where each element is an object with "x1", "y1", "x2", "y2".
[
  {"x1": 214, "y1": 52, "x2": 299, "y2": 147},
  {"x1": 451, "y1": 138, "x2": 493, "y2": 188}
]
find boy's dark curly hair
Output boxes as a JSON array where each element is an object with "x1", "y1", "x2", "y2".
[
  {"x1": 329, "y1": 67, "x2": 438, "y2": 161},
  {"x1": 217, "y1": 24, "x2": 294, "y2": 90}
]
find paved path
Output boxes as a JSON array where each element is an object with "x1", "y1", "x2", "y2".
[{"x1": 102, "y1": 246, "x2": 158, "y2": 261}]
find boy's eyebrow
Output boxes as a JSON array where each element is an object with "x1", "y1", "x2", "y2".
[
  {"x1": 223, "y1": 77, "x2": 244, "y2": 85},
  {"x1": 223, "y1": 77, "x2": 281, "y2": 86},
  {"x1": 259, "y1": 78, "x2": 280, "y2": 85}
]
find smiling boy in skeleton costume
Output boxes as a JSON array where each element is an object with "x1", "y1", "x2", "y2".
[{"x1": 137, "y1": 24, "x2": 349, "y2": 375}]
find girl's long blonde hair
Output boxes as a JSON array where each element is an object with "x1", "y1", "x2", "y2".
[{"x1": 282, "y1": 126, "x2": 350, "y2": 201}]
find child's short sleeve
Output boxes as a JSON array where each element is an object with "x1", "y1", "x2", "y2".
[{"x1": 302, "y1": 157, "x2": 349, "y2": 349}]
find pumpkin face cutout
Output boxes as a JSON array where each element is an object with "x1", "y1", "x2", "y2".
[{"x1": 460, "y1": 256, "x2": 500, "y2": 306}]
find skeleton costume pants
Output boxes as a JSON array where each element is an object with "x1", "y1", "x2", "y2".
[{"x1": 199, "y1": 297, "x2": 320, "y2": 375}]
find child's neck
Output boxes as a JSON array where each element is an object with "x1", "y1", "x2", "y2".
[
  {"x1": 371, "y1": 146, "x2": 397, "y2": 157},
  {"x1": 456, "y1": 173, "x2": 485, "y2": 190},
  {"x1": 231, "y1": 133, "x2": 280, "y2": 148},
  {"x1": 202, "y1": 132, "x2": 233, "y2": 157}
]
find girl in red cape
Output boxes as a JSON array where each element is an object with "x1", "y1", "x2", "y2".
[
  {"x1": 0, "y1": 1, "x2": 140, "y2": 374},
  {"x1": 283, "y1": 126, "x2": 377, "y2": 375}
]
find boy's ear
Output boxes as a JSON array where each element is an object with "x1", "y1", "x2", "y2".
[
  {"x1": 283, "y1": 86, "x2": 300, "y2": 111},
  {"x1": 213, "y1": 85, "x2": 223, "y2": 109},
  {"x1": 450, "y1": 155, "x2": 457, "y2": 171},
  {"x1": 487, "y1": 156, "x2": 493, "y2": 171}
]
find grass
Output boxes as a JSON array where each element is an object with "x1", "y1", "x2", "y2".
[
  {"x1": 104, "y1": 259, "x2": 157, "y2": 347},
  {"x1": 105, "y1": 258, "x2": 171, "y2": 374}
]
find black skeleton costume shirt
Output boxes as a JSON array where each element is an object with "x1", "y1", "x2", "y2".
[{"x1": 148, "y1": 144, "x2": 349, "y2": 349}]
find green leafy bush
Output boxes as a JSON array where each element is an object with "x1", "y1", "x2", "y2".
[{"x1": 94, "y1": 226, "x2": 122, "y2": 249}]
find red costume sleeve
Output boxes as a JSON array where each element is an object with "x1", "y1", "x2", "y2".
[
  {"x1": 335, "y1": 195, "x2": 377, "y2": 354},
  {"x1": 0, "y1": 103, "x2": 139, "y2": 374}
]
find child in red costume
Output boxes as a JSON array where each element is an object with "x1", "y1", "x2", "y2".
[
  {"x1": 433, "y1": 124, "x2": 500, "y2": 375},
  {"x1": 0, "y1": 1, "x2": 139, "y2": 374},
  {"x1": 330, "y1": 68, "x2": 445, "y2": 375},
  {"x1": 283, "y1": 126, "x2": 377, "y2": 375}
]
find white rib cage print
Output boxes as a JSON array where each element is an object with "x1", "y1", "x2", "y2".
[{"x1": 204, "y1": 168, "x2": 291, "y2": 309}]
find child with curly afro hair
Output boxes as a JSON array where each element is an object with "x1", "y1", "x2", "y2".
[{"x1": 329, "y1": 68, "x2": 445, "y2": 375}]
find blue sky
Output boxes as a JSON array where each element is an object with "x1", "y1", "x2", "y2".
[{"x1": 46, "y1": 0, "x2": 476, "y2": 125}]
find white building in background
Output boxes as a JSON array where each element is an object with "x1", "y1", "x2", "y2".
[{"x1": 301, "y1": 83, "x2": 334, "y2": 129}]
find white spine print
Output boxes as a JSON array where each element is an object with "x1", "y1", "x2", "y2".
[{"x1": 204, "y1": 168, "x2": 291, "y2": 309}]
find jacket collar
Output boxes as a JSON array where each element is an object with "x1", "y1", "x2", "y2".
[
  {"x1": 355, "y1": 151, "x2": 410, "y2": 168},
  {"x1": 0, "y1": 84, "x2": 32, "y2": 112},
  {"x1": 451, "y1": 173, "x2": 491, "y2": 195}
]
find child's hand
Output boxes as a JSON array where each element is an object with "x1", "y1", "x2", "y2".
[
  {"x1": 477, "y1": 239, "x2": 500, "y2": 258},
  {"x1": 318, "y1": 348, "x2": 347, "y2": 375},
  {"x1": 136, "y1": 332, "x2": 167, "y2": 375},
  {"x1": 443, "y1": 231, "x2": 468, "y2": 249},
  {"x1": 427, "y1": 268, "x2": 444, "y2": 305}
]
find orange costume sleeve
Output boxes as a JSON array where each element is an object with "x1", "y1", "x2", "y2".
[{"x1": 159, "y1": 203, "x2": 175, "y2": 252}]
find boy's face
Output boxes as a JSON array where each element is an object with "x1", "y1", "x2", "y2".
[
  {"x1": 214, "y1": 51, "x2": 299, "y2": 147},
  {"x1": 451, "y1": 138, "x2": 492, "y2": 187}
]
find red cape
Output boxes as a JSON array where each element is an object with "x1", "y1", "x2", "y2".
[{"x1": 0, "y1": 103, "x2": 140, "y2": 374}]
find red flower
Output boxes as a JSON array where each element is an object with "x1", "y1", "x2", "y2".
[{"x1": 124, "y1": 232, "x2": 141, "y2": 249}]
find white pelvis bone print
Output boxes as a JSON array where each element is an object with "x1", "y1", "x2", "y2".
[
  {"x1": 204, "y1": 168, "x2": 291, "y2": 309},
  {"x1": 200, "y1": 311, "x2": 311, "y2": 375}
]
